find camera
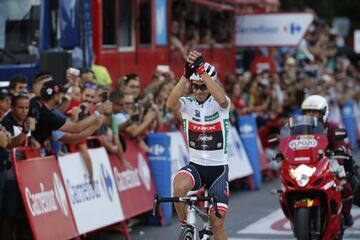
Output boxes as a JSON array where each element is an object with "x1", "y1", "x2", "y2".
[
  {"x1": 131, "y1": 103, "x2": 140, "y2": 122},
  {"x1": 101, "y1": 91, "x2": 109, "y2": 102},
  {"x1": 131, "y1": 114, "x2": 140, "y2": 122},
  {"x1": 141, "y1": 101, "x2": 151, "y2": 109},
  {"x1": 78, "y1": 105, "x2": 87, "y2": 121},
  {"x1": 69, "y1": 67, "x2": 80, "y2": 76}
]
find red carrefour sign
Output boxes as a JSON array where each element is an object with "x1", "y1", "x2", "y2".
[
  {"x1": 109, "y1": 139, "x2": 156, "y2": 219},
  {"x1": 15, "y1": 156, "x2": 78, "y2": 240}
]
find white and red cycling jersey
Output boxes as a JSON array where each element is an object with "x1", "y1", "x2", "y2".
[{"x1": 179, "y1": 95, "x2": 231, "y2": 166}]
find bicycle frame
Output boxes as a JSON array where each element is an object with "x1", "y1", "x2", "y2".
[{"x1": 153, "y1": 190, "x2": 221, "y2": 240}]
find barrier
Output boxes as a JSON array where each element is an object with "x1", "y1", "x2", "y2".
[
  {"x1": 341, "y1": 101, "x2": 358, "y2": 151},
  {"x1": 58, "y1": 147, "x2": 124, "y2": 234},
  {"x1": 147, "y1": 133, "x2": 172, "y2": 225},
  {"x1": 109, "y1": 138, "x2": 156, "y2": 219},
  {"x1": 168, "y1": 131, "x2": 189, "y2": 191},
  {"x1": 228, "y1": 126, "x2": 253, "y2": 180},
  {"x1": 237, "y1": 115, "x2": 262, "y2": 189},
  {"x1": 12, "y1": 148, "x2": 78, "y2": 240}
]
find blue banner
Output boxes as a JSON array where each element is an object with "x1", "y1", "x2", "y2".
[
  {"x1": 60, "y1": 0, "x2": 79, "y2": 48},
  {"x1": 237, "y1": 115, "x2": 262, "y2": 189},
  {"x1": 341, "y1": 101, "x2": 358, "y2": 151},
  {"x1": 147, "y1": 133, "x2": 172, "y2": 225},
  {"x1": 155, "y1": 0, "x2": 167, "y2": 46}
]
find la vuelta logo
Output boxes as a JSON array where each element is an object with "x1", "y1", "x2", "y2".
[{"x1": 25, "y1": 173, "x2": 69, "y2": 217}]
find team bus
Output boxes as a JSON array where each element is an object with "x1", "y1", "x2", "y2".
[{"x1": 0, "y1": 0, "x2": 269, "y2": 86}]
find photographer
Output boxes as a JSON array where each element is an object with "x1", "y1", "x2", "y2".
[
  {"x1": 95, "y1": 91, "x2": 132, "y2": 169},
  {"x1": 0, "y1": 95, "x2": 33, "y2": 239},
  {"x1": 30, "y1": 80, "x2": 110, "y2": 145},
  {"x1": 113, "y1": 92, "x2": 161, "y2": 137}
]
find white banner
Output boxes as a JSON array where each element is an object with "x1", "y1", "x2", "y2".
[
  {"x1": 167, "y1": 131, "x2": 189, "y2": 192},
  {"x1": 228, "y1": 126, "x2": 253, "y2": 180},
  {"x1": 235, "y1": 13, "x2": 314, "y2": 46},
  {"x1": 354, "y1": 30, "x2": 360, "y2": 54},
  {"x1": 58, "y1": 147, "x2": 124, "y2": 234}
]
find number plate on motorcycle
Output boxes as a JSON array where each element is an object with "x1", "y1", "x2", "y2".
[{"x1": 289, "y1": 135, "x2": 318, "y2": 150}]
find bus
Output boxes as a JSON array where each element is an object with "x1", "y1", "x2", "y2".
[{"x1": 0, "y1": 0, "x2": 252, "y2": 87}]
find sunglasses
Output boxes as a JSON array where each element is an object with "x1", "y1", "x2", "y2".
[
  {"x1": 192, "y1": 84, "x2": 207, "y2": 91},
  {"x1": 83, "y1": 82, "x2": 97, "y2": 91}
]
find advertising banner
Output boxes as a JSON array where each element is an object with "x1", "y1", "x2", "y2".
[
  {"x1": 58, "y1": 148, "x2": 124, "y2": 234},
  {"x1": 155, "y1": 0, "x2": 167, "y2": 45},
  {"x1": 355, "y1": 30, "x2": 360, "y2": 54},
  {"x1": 147, "y1": 133, "x2": 172, "y2": 225},
  {"x1": 235, "y1": 13, "x2": 314, "y2": 46},
  {"x1": 237, "y1": 115, "x2": 262, "y2": 189},
  {"x1": 228, "y1": 126, "x2": 253, "y2": 180},
  {"x1": 167, "y1": 131, "x2": 189, "y2": 183},
  {"x1": 16, "y1": 156, "x2": 77, "y2": 240},
  {"x1": 110, "y1": 138, "x2": 156, "y2": 219},
  {"x1": 341, "y1": 101, "x2": 358, "y2": 151}
]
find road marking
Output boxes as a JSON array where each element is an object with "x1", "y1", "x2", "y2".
[{"x1": 234, "y1": 207, "x2": 360, "y2": 239}]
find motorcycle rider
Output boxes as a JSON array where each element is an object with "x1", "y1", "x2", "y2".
[{"x1": 301, "y1": 95, "x2": 354, "y2": 227}]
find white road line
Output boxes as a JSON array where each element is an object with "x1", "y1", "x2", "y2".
[{"x1": 235, "y1": 207, "x2": 360, "y2": 239}]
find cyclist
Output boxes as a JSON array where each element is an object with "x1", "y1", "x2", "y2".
[
  {"x1": 301, "y1": 95, "x2": 354, "y2": 227},
  {"x1": 167, "y1": 50, "x2": 230, "y2": 240}
]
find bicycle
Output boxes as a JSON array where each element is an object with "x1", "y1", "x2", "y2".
[{"x1": 152, "y1": 189, "x2": 222, "y2": 240}]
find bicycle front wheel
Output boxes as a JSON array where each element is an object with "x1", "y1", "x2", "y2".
[{"x1": 178, "y1": 226, "x2": 195, "y2": 240}]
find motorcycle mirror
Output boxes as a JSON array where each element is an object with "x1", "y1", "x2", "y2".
[
  {"x1": 333, "y1": 128, "x2": 347, "y2": 140},
  {"x1": 267, "y1": 134, "x2": 280, "y2": 147}
]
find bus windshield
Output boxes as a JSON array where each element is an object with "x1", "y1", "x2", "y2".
[{"x1": 0, "y1": 0, "x2": 40, "y2": 65}]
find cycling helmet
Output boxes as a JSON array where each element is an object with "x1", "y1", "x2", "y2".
[
  {"x1": 189, "y1": 62, "x2": 217, "y2": 81},
  {"x1": 301, "y1": 95, "x2": 329, "y2": 122}
]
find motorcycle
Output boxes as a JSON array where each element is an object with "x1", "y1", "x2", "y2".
[{"x1": 271, "y1": 115, "x2": 347, "y2": 240}]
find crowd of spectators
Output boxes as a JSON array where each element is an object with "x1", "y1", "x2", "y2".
[
  {"x1": 0, "y1": 6, "x2": 360, "y2": 238},
  {"x1": 171, "y1": 1, "x2": 233, "y2": 60}
]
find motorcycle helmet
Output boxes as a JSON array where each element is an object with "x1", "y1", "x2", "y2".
[
  {"x1": 301, "y1": 95, "x2": 329, "y2": 122},
  {"x1": 189, "y1": 62, "x2": 217, "y2": 81}
]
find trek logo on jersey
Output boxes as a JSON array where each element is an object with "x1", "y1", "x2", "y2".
[
  {"x1": 189, "y1": 122, "x2": 221, "y2": 132},
  {"x1": 188, "y1": 122, "x2": 223, "y2": 151}
]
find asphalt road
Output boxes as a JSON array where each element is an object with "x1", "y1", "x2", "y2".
[{"x1": 89, "y1": 150, "x2": 360, "y2": 240}]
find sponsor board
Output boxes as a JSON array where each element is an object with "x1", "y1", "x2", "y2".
[
  {"x1": 235, "y1": 13, "x2": 314, "y2": 46},
  {"x1": 58, "y1": 147, "x2": 124, "y2": 234},
  {"x1": 16, "y1": 155, "x2": 77, "y2": 240},
  {"x1": 228, "y1": 126, "x2": 253, "y2": 180},
  {"x1": 355, "y1": 30, "x2": 360, "y2": 54},
  {"x1": 110, "y1": 139, "x2": 156, "y2": 219}
]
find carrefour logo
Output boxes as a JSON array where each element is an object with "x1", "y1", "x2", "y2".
[
  {"x1": 240, "y1": 124, "x2": 253, "y2": 134},
  {"x1": 284, "y1": 23, "x2": 301, "y2": 35},
  {"x1": 100, "y1": 163, "x2": 114, "y2": 202},
  {"x1": 150, "y1": 144, "x2": 165, "y2": 156},
  {"x1": 113, "y1": 153, "x2": 152, "y2": 192},
  {"x1": 25, "y1": 173, "x2": 69, "y2": 217},
  {"x1": 137, "y1": 153, "x2": 151, "y2": 191},
  {"x1": 53, "y1": 173, "x2": 69, "y2": 217}
]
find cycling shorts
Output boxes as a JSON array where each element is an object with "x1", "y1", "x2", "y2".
[{"x1": 177, "y1": 162, "x2": 229, "y2": 213}]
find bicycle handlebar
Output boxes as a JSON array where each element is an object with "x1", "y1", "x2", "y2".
[{"x1": 152, "y1": 193, "x2": 222, "y2": 219}]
